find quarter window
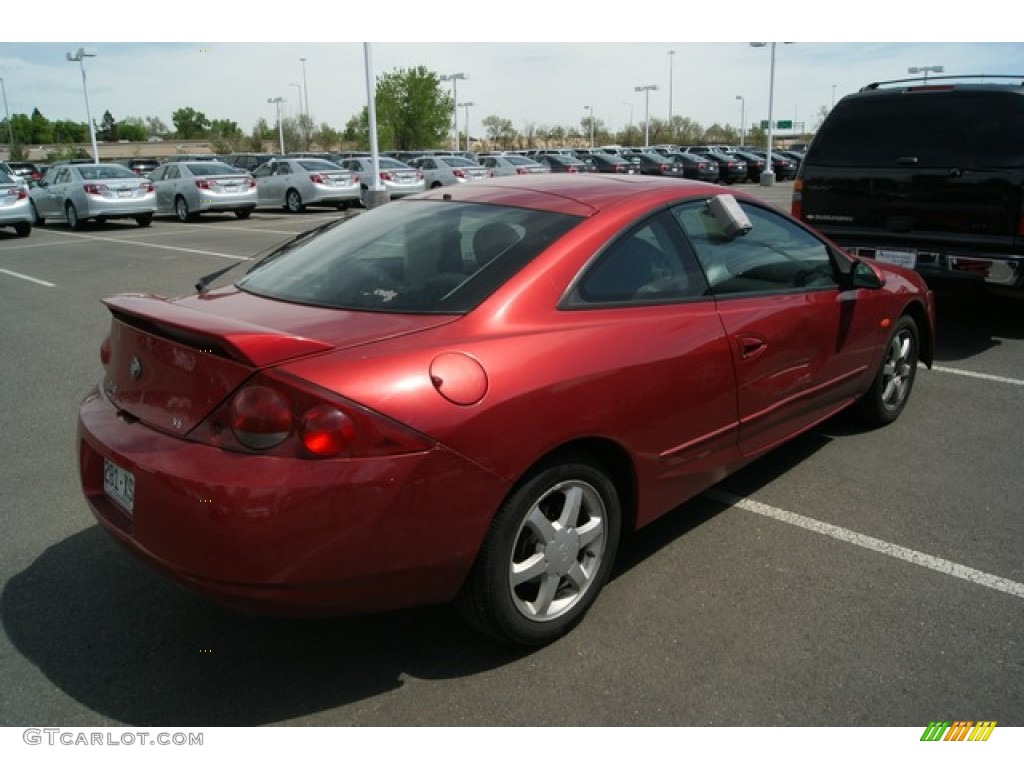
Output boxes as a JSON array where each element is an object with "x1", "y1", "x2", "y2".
[{"x1": 568, "y1": 212, "x2": 708, "y2": 306}]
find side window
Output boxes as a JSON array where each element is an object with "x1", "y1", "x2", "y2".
[
  {"x1": 165, "y1": 165, "x2": 180, "y2": 180},
  {"x1": 275, "y1": 163, "x2": 291, "y2": 176},
  {"x1": 567, "y1": 212, "x2": 708, "y2": 306},
  {"x1": 672, "y1": 200, "x2": 838, "y2": 295}
]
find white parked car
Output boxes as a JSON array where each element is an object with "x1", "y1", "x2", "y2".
[
  {"x1": 149, "y1": 161, "x2": 258, "y2": 221},
  {"x1": 29, "y1": 163, "x2": 156, "y2": 229},
  {"x1": 0, "y1": 169, "x2": 33, "y2": 237},
  {"x1": 253, "y1": 158, "x2": 361, "y2": 212},
  {"x1": 338, "y1": 156, "x2": 426, "y2": 199},
  {"x1": 408, "y1": 155, "x2": 491, "y2": 188},
  {"x1": 478, "y1": 154, "x2": 549, "y2": 178}
]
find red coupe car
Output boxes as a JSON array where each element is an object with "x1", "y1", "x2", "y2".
[{"x1": 78, "y1": 174, "x2": 934, "y2": 646}]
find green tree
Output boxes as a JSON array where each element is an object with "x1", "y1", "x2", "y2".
[
  {"x1": 30, "y1": 108, "x2": 54, "y2": 144},
  {"x1": 481, "y1": 115, "x2": 517, "y2": 149},
  {"x1": 171, "y1": 107, "x2": 211, "y2": 139},
  {"x1": 346, "y1": 66, "x2": 452, "y2": 150},
  {"x1": 118, "y1": 117, "x2": 148, "y2": 142},
  {"x1": 313, "y1": 122, "x2": 341, "y2": 151},
  {"x1": 98, "y1": 110, "x2": 118, "y2": 142},
  {"x1": 145, "y1": 115, "x2": 170, "y2": 138}
]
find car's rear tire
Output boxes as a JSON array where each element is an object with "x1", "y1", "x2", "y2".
[
  {"x1": 856, "y1": 315, "x2": 919, "y2": 427},
  {"x1": 456, "y1": 454, "x2": 621, "y2": 646},
  {"x1": 14, "y1": 222, "x2": 31, "y2": 237},
  {"x1": 234, "y1": 208, "x2": 253, "y2": 219},
  {"x1": 65, "y1": 202, "x2": 82, "y2": 231},
  {"x1": 135, "y1": 213, "x2": 153, "y2": 227},
  {"x1": 175, "y1": 196, "x2": 195, "y2": 222},
  {"x1": 285, "y1": 189, "x2": 304, "y2": 213}
]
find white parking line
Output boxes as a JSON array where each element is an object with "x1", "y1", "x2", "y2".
[
  {"x1": 55, "y1": 231, "x2": 249, "y2": 261},
  {"x1": 705, "y1": 489, "x2": 1024, "y2": 600},
  {"x1": 932, "y1": 366, "x2": 1024, "y2": 387},
  {"x1": 0, "y1": 268, "x2": 55, "y2": 287}
]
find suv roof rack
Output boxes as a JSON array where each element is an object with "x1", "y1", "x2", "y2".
[{"x1": 861, "y1": 74, "x2": 1024, "y2": 91}]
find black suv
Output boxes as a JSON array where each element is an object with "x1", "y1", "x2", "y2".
[{"x1": 794, "y1": 75, "x2": 1024, "y2": 296}]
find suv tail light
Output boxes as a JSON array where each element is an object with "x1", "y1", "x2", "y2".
[{"x1": 190, "y1": 371, "x2": 434, "y2": 459}]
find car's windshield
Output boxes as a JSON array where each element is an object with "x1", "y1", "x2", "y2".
[{"x1": 236, "y1": 200, "x2": 581, "y2": 314}]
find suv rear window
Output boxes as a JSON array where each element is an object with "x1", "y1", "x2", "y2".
[{"x1": 809, "y1": 90, "x2": 1024, "y2": 168}]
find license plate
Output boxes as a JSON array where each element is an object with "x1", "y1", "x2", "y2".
[
  {"x1": 117, "y1": 190, "x2": 132, "y2": 198},
  {"x1": 103, "y1": 458, "x2": 135, "y2": 513},
  {"x1": 875, "y1": 249, "x2": 917, "y2": 268},
  {"x1": 224, "y1": 185, "x2": 238, "y2": 192}
]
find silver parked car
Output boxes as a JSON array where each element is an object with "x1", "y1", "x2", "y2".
[
  {"x1": 0, "y1": 169, "x2": 33, "y2": 237},
  {"x1": 338, "y1": 156, "x2": 426, "y2": 199},
  {"x1": 408, "y1": 155, "x2": 491, "y2": 188},
  {"x1": 149, "y1": 161, "x2": 258, "y2": 221},
  {"x1": 477, "y1": 154, "x2": 550, "y2": 178},
  {"x1": 252, "y1": 158, "x2": 361, "y2": 212},
  {"x1": 29, "y1": 163, "x2": 156, "y2": 229}
]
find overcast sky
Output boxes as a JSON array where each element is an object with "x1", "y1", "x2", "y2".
[{"x1": 3, "y1": 5, "x2": 1020, "y2": 142}]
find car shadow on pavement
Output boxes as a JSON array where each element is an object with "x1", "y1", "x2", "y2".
[
  {"x1": 1, "y1": 527, "x2": 528, "y2": 726},
  {"x1": 932, "y1": 293, "x2": 1024, "y2": 363}
]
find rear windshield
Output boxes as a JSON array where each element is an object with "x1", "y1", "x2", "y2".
[
  {"x1": 297, "y1": 160, "x2": 342, "y2": 171},
  {"x1": 236, "y1": 200, "x2": 581, "y2": 314},
  {"x1": 809, "y1": 90, "x2": 1024, "y2": 167},
  {"x1": 185, "y1": 163, "x2": 240, "y2": 176}
]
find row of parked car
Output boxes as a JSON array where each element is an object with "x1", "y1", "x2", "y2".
[{"x1": 0, "y1": 144, "x2": 804, "y2": 237}]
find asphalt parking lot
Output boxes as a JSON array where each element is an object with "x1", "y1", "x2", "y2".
[{"x1": 1, "y1": 181, "x2": 1022, "y2": 728}]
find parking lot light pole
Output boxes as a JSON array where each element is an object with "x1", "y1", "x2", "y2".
[
  {"x1": 66, "y1": 47, "x2": 99, "y2": 162},
  {"x1": 668, "y1": 50, "x2": 675, "y2": 132},
  {"x1": 0, "y1": 77, "x2": 13, "y2": 148},
  {"x1": 300, "y1": 57, "x2": 309, "y2": 119},
  {"x1": 584, "y1": 105, "x2": 594, "y2": 147},
  {"x1": 735, "y1": 94, "x2": 745, "y2": 146},
  {"x1": 634, "y1": 85, "x2": 658, "y2": 147},
  {"x1": 440, "y1": 73, "x2": 467, "y2": 151},
  {"x1": 267, "y1": 97, "x2": 285, "y2": 155},
  {"x1": 750, "y1": 42, "x2": 790, "y2": 186},
  {"x1": 458, "y1": 102, "x2": 474, "y2": 152},
  {"x1": 908, "y1": 65, "x2": 943, "y2": 83}
]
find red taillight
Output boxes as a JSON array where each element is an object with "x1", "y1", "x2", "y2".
[
  {"x1": 83, "y1": 184, "x2": 106, "y2": 195},
  {"x1": 246, "y1": 178, "x2": 257, "y2": 188},
  {"x1": 141, "y1": 182, "x2": 154, "y2": 192},
  {"x1": 453, "y1": 169, "x2": 466, "y2": 178},
  {"x1": 193, "y1": 373, "x2": 434, "y2": 459},
  {"x1": 567, "y1": 167, "x2": 578, "y2": 173},
  {"x1": 659, "y1": 164, "x2": 670, "y2": 172},
  {"x1": 100, "y1": 336, "x2": 111, "y2": 367},
  {"x1": 195, "y1": 179, "x2": 212, "y2": 190},
  {"x1": 309, "y1": 173, "x2": 324, "y2": 184},
  {"x1": 516, "y1": 167, "x2": 528, "y2": 175},
  {"x1": 352, "y1": 174, "x2": 360, "y2": 184},
  {"x1": 379, "y1": 171, "x2": 393, "y2": 181},
  {"x1": 6, "y1": 187, "x2": 27, "y2": 200},
  {"x1": 791, "y1": 178, "x2": 803, "y2": 220},
  {"x1": 300, "y1": 405, "x2": 356, "y2": 456},
  {"x1": 230, "y1": 385, "x2": 293, "y2": 449}
]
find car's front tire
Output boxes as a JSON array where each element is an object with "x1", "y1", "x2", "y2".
[
  {"x1": 857, "y1": 315, "x2": 919, "y2": 426},
  {"x1": 456, "y1": 454, "x2": 621, "y2": 646}
]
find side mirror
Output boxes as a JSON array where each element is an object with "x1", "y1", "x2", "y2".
[{"x1": 850, "y1": 259, "x2": 885, "y2": 289}]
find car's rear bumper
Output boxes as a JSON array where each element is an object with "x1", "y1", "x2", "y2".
[{"x1": 77, "y1": 385, "x2": 507, "y2": 615}]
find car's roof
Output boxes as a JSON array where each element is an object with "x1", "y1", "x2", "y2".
[{"x1": 414, "y1": 173, "x2": 723, "y2": 217}]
